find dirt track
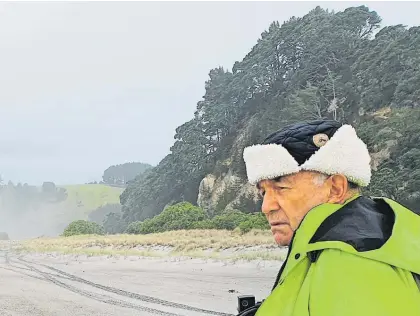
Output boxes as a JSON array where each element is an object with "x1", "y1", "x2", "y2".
[{"x1": 0, "y1": 250, "x2": 280, "y2": 315}]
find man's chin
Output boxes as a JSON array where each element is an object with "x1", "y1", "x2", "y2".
[{"x1": 273, "y1": 232, "x2": 292, "y2": 246}]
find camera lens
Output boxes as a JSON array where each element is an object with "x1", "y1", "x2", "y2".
[{"x1": 237, "y1": 295, "x2": 255, "y2": 313}]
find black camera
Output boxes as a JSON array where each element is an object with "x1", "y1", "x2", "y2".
[{"x1": 237, "y1": 295, "x2": 256, "y2": 313}]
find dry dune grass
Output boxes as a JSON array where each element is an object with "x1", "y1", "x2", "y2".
[
  {"x1": 17, "y1": 229, "x2": 285, "y2": 261},
  {"x1": 22, "y1": 229, "x2": 276, "y2": 250}
]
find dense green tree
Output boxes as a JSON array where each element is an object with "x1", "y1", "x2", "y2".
[
  {"x1": 42, "y1": 182, "x2": 56, "y2": 194},
  {"x1": 103, "y1": 212, "x2": 126, "y2": 234},
  {"x1": 88, "y1": 203, "x2": 121, "y2": 224}
]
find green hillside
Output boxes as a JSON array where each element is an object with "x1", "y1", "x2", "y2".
[
  {"x1": 60, "y1": 184, "x2": 123, "y2": 217},
  {"x1": 52, "y1": 184, "x2": 124, "y2": 233}
]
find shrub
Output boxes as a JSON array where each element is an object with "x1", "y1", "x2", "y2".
[
  {"x1": 136, "y1": 218, "x2": 157, "y2": 234},
  {"x1": 211, "y1": 210, "x2": 248, "y2": 230},
  {"x1": 126, "y1": 202, "x2": 209, "y2": 234},
  {"x1": 238, "y1": 213, "x2": 270, "y2": 233},
  {"x1": 191, "y1": 219, "x2": 216, "y2": 229},
  {"x1": 62, "y1": 220, "x2": 105, "y2": 237},
  {"x1": 125, "y1": 221, "x2": 143, "y2": 234},
  {"x1": 124, "y1": 203, "x2": 270, "y2": 235}
]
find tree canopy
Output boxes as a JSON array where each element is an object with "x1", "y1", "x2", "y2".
[
  {"x1": 102, "y1": 162, "x2": 153, "y2": 186},
  {"x1": 120, "y1": 6, "x2": 420, "y2": 224}
]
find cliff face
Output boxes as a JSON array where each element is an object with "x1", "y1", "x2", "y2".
[
  {"x1": 197, "y1": 168, "x2": 260, "y2": 215},
  {"x1": 197, "y1": 118, "x2": 261, "y2": 215}
]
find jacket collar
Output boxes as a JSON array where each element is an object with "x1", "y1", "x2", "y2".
[
  {"x1": 282, "y1": 195, "x2": 420, "y2": 279},
  {"x1": 281, "y1": 194, "x2": 360, "y2": 278}
]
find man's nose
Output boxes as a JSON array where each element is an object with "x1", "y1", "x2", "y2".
[{"x1": 261, "y1": 191, "x2": 280, "y2": 215}]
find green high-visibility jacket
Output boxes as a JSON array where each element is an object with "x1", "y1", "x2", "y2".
[{"x1": 256, "y1": 195, "x2": 420, "y2": 316}]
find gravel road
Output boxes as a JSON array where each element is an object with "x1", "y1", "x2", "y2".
[{"x1": 0, "y1": 250, "x2": 281, "y2": 316}]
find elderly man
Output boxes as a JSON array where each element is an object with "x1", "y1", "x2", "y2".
[{"x1": 242, "y1": 120, "x2": 420, "y2": 316}]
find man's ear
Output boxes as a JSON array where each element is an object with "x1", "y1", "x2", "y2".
[{"x1": 327, "y1": 174, "x2": 349, "y2": 204}]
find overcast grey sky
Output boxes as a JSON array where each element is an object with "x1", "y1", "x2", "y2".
[{"x1": 0, "y1": 1, "x2": 418, "y2": 185}]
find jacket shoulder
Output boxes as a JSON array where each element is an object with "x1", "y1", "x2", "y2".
[{"x1": 309, "y1": 249, "x2": 420, "y2": 316}]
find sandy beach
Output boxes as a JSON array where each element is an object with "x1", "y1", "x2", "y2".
[{"x1": 0, "y1": 250, "x2": 282, "y2": 315}]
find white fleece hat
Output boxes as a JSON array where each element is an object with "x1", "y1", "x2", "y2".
[{"x1": 243, "y1": 120, "x2": 371, "y2": 187}]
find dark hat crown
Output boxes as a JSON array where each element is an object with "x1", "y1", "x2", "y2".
[{"x1": 262, "y1": 120, "x2": 343, "y2": 165}]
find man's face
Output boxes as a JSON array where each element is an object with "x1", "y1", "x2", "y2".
[{"x1": 258, "y1": 171, "x2": 330, "y2": 246}]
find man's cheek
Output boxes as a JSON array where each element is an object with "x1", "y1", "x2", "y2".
[{"x1": 290, "y1": 212, "x2": 307, "y2": 231}]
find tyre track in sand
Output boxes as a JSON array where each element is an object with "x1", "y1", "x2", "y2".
[
  {"x1": 2, "y1": 252, "x2": 183, "y2": 316},
  {"x1": 3, "y1": 252, "x2": 234, "y2": 316}
]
